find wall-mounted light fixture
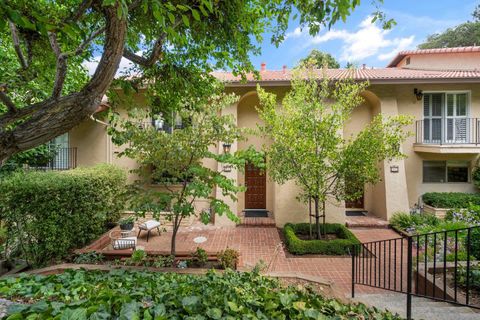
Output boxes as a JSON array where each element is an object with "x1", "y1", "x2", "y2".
[
  {"x1": 222, "y1": 143, "x2": 232, "y2": 172},
  {"x1": 390, "y1": 165, "x2": 399, "y2": 173},
  {"x1": 222, "y1": 143, "x2": 232, "y2": 154},
  {"x1": 413, "y1": 88, "x2": 423, "y2": 101}
]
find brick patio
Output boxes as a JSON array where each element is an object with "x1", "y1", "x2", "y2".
[{"x1": 124, "y1": 223, "x2": 401, "y2": 297}]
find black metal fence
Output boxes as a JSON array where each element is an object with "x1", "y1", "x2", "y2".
[
  {"x1": 415, "y1": 118, "x2": 480, "y2": 144},
  {"x1": 31, "y1": 147, "x2": 77, "y2": 170},
  {"x1": 352, "y1": 225, "x2": 480, "y2": 319}
]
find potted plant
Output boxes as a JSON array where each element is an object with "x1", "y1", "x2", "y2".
[{"x1": 118, "y1": 216, "x2": 135, "y2": 231}]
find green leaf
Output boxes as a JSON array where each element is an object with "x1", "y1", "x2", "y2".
[
  {"x1": 119, "y1": 301, "x2": 140, "y2": 320},
  {"x1": 181, "y1": 15, "x2": 190, "y2": 27},
  {"x1": 206, "y1": 308, "x2": 222, "y2": 319},
  {"x1": 60, "y1": 308, "x2": 87, "y2": 320},
  {"x1": 191, "y1": 9, "x2": 200, "y2": 21},
  {"x1": 182, "y1": 295, "x2": 199, "y2": 307}
]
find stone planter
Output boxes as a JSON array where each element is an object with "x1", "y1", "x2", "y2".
[{"x1": 423, "y1": 204, "x2": 450, "y2": 219}]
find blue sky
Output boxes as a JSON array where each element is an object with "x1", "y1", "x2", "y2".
[
  {"x1": 252, "y1": 0, "x2": 478, "y2": 70},
  {"x1": 85, "y1": 1, "x2": 478, "y2": 75}
]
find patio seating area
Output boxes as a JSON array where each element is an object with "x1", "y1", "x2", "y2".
[{"x1": 80, "y1": 222, "x2": 401, "y2": 297}]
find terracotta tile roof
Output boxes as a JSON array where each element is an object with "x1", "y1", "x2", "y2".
[
  {"x1": 211, "y1": 67, "x2": 480, "y2": 85},
  {"x1": 386, "y1": 46, "x2": 480, "y2": 67}
]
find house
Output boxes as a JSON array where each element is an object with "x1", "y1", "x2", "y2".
[{"x1": 57, "y1": 46, "x2": 480, "y2": 227}]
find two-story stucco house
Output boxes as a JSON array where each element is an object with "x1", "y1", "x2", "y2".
[{"x1": 53, "y1": 46, "x2": 480, "y2": 227}]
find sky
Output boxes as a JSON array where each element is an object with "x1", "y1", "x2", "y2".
[
  {"x1": 84, "y1": 0, "x2": 478, "y2": 75},
  {"x1": 252, "y1": 0, "x2": 478, "y2": 70}
]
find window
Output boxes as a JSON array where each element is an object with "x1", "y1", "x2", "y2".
[
  {"x1": 151, "y1": 112, "x2": 183, "y2": 133},
  {"x1": 423, "y1": 92, "x2": 470, "y2": 144},
  {"x1": 406, "y1": 57, "x2": 410, "y2": 65},
  {"x1": 423, "y1": 160, "x2": 470, "y2": 183}
]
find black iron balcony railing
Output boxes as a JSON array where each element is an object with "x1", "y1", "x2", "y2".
[
  {"x1": 352, "y1": 225, "x2": 480, "y2": 320},
  {"x1": 415, "y1": 118, "x2": 480, "y2": 145},
  {"x1": 31, "y1": 147, "x2": 77, "y2": 170}
]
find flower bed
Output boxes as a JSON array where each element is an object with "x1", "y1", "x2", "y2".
[
  {"x1": 0, "y1": 268, "x2": 402, "y2": 319},
  {"x1": 422, "y1": 192, "x2": 480, "y2": 209},
  {"x1": 284, "y1": 223, "x2": 360, "y2": 255}
]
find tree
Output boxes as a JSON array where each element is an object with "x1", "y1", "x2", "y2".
[
  {"x1": 257, "y1": 66, "x2": 412, "y2": 239},
  {"x1": 418, "y1": 5, "x2": 480, "y2": 49},
  {"x1": 0, "y1": 0, "x2": 392, "y2": 164},
  {"x1": 108, "y1": 83, "x2": 262, "y2": 256},
  {"x1": 297, "y1": 49, "x2": 340, "y2": 68}
]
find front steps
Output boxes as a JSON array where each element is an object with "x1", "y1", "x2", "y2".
[
  {"x1": 353, "y1": 293, "x2": 479, "y2": 320},
  {"x1": 345, "y1": 214, "x2": 390, "y2": 229},
  {"x1": 239, "y1": 210, "x2": 276, "y2": 227}
]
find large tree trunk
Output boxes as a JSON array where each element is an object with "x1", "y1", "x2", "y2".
[{"x1": 0, "y1": 4, "x2": 127, "y2": 163}]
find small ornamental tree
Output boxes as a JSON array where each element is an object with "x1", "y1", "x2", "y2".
[
  {"x1": 257, "y1": 67, "x2": 412, "y2": 239},
  {"x1": 109, "y1": 84, "x2": 262, "y2": 256}
]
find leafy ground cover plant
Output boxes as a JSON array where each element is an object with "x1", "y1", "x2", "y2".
[
  {"x1": 284, "y1": 223, "x2": 360, "y2": 255},
  {"x1": 0, "y1": 269, "x2": 402, "y2": 319},
  {"x1": 189, "y1": 247, "x2": 209, "y2": 268},
  {"x1": 73, "y1": 252, "x2": 105, "y2": 265},
  {"x1": 389, "y1": 212, "x2": 441, "y2": 234}
]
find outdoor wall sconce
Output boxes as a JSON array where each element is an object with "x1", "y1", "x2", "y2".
[
  {"x1": 222, "y1": 143, "x2": 232, "y2": 154},
  {"x1": 222, "y1": 143, "x2": 232, "y2": 172},
  {"x1": 413, "y1": 88, "x2": 423, "y2": 101},
  {"x1": 390, "y1": 165, "x2": 399, "y2": 173}
]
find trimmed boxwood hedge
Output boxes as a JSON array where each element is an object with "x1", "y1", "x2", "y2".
[
  {"x1": 422, "y1": 192, "x2": 480, "y2": 208},
  {"x1": 284, "y1": 223, "x2": 360, "y2": 255}
]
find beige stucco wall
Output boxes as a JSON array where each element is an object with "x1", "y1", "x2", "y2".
[
  {"x1": 69, "y1": 80, "x2": 480, "y2": 226},
  {"x1": 397, "y1": 53, "x2": 480, "y2": 71}
]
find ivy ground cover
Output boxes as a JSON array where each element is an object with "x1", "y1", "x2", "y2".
[{"x1": 0, "y1": 269, "x2": 402, "y2": 319}]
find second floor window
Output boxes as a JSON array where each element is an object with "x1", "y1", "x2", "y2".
[
  {"x1": 151, "y1": 112, "x2": 183, "y2": 133},
  {"x1": 423, "y1": 92, "x2": 469, "y2": 144}
]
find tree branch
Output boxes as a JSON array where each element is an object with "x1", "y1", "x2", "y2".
[
  {"x1": 65, "y1": 0, "x2": 93, "y2": 23},
  {"x1": 67, "y1": 26, "x2": 106, "y2": 57},
  {"x1": 48, "y1": 32, "x2": 67, "y2": 99},
  {"x1": 0, "y1": 85, "x2": 17, "y2": 114},
  {"x1": 8, "y1": 21, "x2": 28, "y2": 70}
]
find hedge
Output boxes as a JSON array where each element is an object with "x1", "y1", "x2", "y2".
[
  {"x1": 284, "y1": 223, "x2": 360, "y2": 255},
  {"x1": 0, "y1": 164, "x2": 126, "y2": 266},
  {"x1": 422, "y1": 192, "x2": 480, "y2": 208}
]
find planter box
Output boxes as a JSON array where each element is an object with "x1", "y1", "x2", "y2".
[{"x1": 423, "y1": 204, "x2": 450, "y2": 219}]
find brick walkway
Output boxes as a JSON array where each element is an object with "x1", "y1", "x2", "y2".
[{"x1": 130, "y1": 224, "x2": 401, "y2": 297}]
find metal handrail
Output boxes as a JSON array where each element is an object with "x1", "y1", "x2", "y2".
[
  {"x1": 415, "y1": 118, "x2": 480, "y2": 145},
  {"x1": 352, "y1": 225, "x2": 480, "y2": 320}
]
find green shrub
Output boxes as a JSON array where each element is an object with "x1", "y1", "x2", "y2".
[
  {"x1": 153, "y1": 255, "x2": 175, "y2": 268},
  {"x1": 284, "y1": 223, "x2": 360, "y2": 255},
  {"x1": 0, "y1": 269, "x2": 402, "y2": 319},
  {"x1": 0, "y1": 164, "x2": 126, "y2": 266},
  {"x1": 217, "y1": 248, "x2": 239, "y2": 269},
  {"x1": 464, "y1": 228, "x2": 480, "y2": 260},
  {"x1": 422, "y1": 192, "x2": 480, "y2": 208},
  {"x1": 390, "y1": 212, "x2": 440, "y2": 234}
]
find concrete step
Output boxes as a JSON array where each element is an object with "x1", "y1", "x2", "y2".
[{"x1": 354, "y1": 293, "x2": 479, "y2": 320}]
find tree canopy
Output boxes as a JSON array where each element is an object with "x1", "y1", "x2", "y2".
[
  {"x1": 0, "y1": 0, "x2": 392, "y2": 164},
  {"x1": 297, "y1": 49, "x2": 340, "y2": 68},
  {"x1": 108, "y1": 82, "x2": 263, "y2": 255},
  {"x1": 418, "y1": 5, "x2": 480, "y2": 49},
  {"x1": 257, "y1": 66, "x2": 412, "y2": 238}
]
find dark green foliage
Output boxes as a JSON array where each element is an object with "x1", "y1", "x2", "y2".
[
  {"x1": 0, "y1": 144, "x2": 57, "y2": 176},
  {"x1": 284, "y1": 223, "x2": 360, "y2": 255},
  {"x1": 472, "y1": 163, "x2": 480, "y2": 190},
  {"x1": 217, "y1": 248, "x2": 239, "y2": 269},
  {"x1": 0, "y1": 269, "x2": 402, "y2": 319},
  {"x1": 0, "y1": 164, "x2": 126, "y2": 266},
  {"x1": 73, "y1": 251, "x2": 105, "y2": 265},
  {"x1": 457, "y1": 263, "x2": 480, "y2": 290},
  {"x1": 422, "y1": 192, "x2": 480, "y2": 208},
  {"x1": 464, "y1": 228, "x2": 480, "y2": 260},
  {"x1": 190, "y1": 247, "x2": 208, "y2": 267},
  {"x1": 297, "y1": 49, "x2": 340, "y2": 68}
]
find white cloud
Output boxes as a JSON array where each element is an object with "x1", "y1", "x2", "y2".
[
  {"x1": 83, "y1": 53, "x2": 140, "y2": 77},
  {"x1": 285, "y1": 27, "x2": 304, "y2": 39},
  {"x1": 285, "y1": 16, "x2": 415, "y2": 63}
]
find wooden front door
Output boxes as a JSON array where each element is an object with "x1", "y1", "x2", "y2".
[
  {"x1": 245, "y1": 163, "x2": 266, "y2": 209},
  {"x1": 345, "y1": 193, "x2": 364, "y2": 209}
]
